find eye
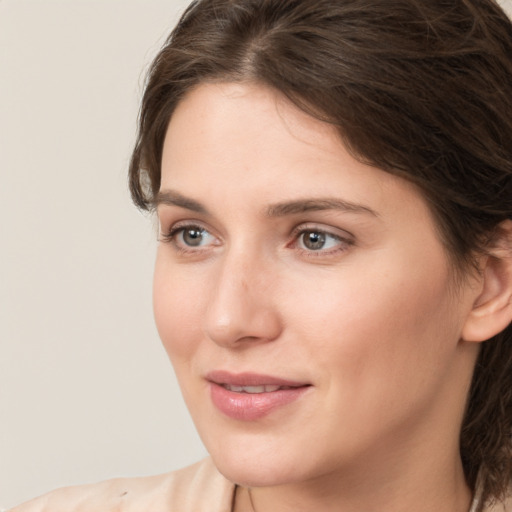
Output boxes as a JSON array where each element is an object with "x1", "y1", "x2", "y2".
[
  {"x1": 179, "y1": 227, "x2": 211, "y2": 247},
  {"x1": 162, "y1": 224, "x2": 219, "y2": 250},
  {"x1": 290, "y1": 225, "x2": 354, "y2": 257},
  {"x1": 298, "y1": 230, "x2": 341, "y2": 251}
]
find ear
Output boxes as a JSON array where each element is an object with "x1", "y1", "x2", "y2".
[{"x1": 462, "y1": 220, "x2": 512, "y2": 343}]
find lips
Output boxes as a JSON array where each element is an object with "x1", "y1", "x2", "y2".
[{"x1": 206, "y1": 371, "x2": 311, "y2": 421}]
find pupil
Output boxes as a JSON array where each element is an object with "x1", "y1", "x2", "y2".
[
  {"x1": 304, "y1": 231, "x2": 325, "y2": 250},
  {"x1": 183, "y1": 228, "x2": 203, "y2": 246}
]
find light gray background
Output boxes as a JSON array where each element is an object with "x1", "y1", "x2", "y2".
[
  {"x1": 0, "y1": 1, "x2": 207, "y2": 508},
  {"x1": 1, "y1": 0, "x2": 511, "y2": 508}
]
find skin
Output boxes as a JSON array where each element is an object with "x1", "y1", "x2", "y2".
[{"x1": 154, "y1": 82, "x2": 483, "y2": 512}]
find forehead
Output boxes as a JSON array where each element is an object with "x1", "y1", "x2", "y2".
[
  {"x1": 163, "y1": 81, "x2": 342, "y2": 173},
  {"x1": 161, "y1": 82, "x2": 426, "y2": 217}
]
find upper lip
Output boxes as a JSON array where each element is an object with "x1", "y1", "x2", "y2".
[{"x1": 206, "y1": 370, "x2": 310, "y2": 388}]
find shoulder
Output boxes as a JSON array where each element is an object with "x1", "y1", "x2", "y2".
[{"x1": 9, "y1": 458, "x2": 235, "y2": 512}]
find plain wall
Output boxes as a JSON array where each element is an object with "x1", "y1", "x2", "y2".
[
  {"x1": 1, "y1": 0, "x2": 512, "y2": 509},
  {"x1": 0, "y1": 1, "x2": 207, "y2": 508}
]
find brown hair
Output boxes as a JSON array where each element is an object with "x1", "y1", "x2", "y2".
[{"x1": 129, "y1": 0, "x2": 512, "y2": 507}]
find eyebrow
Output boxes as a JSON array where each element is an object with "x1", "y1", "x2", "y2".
[
  {"x1": 154, "y1": 190, "x2": 208, "y2": 214},
  {"x1": 155, "y1": 190, "x2": 378, "y2": 218},
  {"x1": 266, "y1": 198, "x2": 378, "y2": 217}
]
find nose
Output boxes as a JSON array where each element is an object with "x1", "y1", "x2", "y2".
[{"x1": 203, "y1": 250, "x2": 283, "y2": 348}]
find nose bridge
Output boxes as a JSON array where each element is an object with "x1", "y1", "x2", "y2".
[{"x1": 204, "y1": 242, "x2": 281, "y2": 347}]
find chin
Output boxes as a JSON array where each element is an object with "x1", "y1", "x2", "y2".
[
  {"x1": 214, "y1": 459, "x2": 299, "y2": 488},
  {"x1": 207, "y1": 440, "x2": 313, "y2": 488}
]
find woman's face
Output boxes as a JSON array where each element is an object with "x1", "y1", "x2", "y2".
[{"x1": 154, "y1": 82, "x2": 480, "y2": 487}]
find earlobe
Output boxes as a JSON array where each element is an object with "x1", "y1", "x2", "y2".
[{"x1": 462, "y1": 220, "x2": 512, "y2": 343}]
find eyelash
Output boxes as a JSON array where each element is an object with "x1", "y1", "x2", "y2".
[{"x1": 159, "y1": 222, "x2": 354, "y2": 258}]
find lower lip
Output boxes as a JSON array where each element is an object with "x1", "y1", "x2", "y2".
[{"x1": 209, "y1": 383, "x2": 310, "y2": 421}]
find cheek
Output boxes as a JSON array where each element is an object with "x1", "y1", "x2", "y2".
[
  {"x1": 286, "y1": 267, "x2": 460, "y2": 454},
  {"x1": 285, "y1": 248, "x2": 459, "y2": 388},
  {"x1": 153, "y1": 256, "x2": 205, "y2": 364}
]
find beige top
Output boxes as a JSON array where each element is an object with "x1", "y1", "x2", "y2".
[
  {"x1": 9, "y1": 458, "x2": 234, "y2": 512},
  {"x1": 8, "y1": 458, "x2": 512, "y2": 512}
]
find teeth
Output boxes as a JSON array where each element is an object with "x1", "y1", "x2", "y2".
[{"x1": 224, "y1": 384, "x2": 283, "y2": 393}]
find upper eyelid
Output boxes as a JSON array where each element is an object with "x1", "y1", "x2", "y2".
[
  {"x1": 291, "y1": 222, "x2": 354, "y2": 240},
  {"x1": 161, "y1": 218, "x2": 212, "y2": 235},
  {"x1": 156, "y1": 205, "x2": 211, "y2": 227},
  {"x1": 168, "y1": 220, "x2": 208, "y2": 230}
]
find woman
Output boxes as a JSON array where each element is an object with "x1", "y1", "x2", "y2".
[{"x1": 12, "y1": 0, "x2": 512, "y2": 511}]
